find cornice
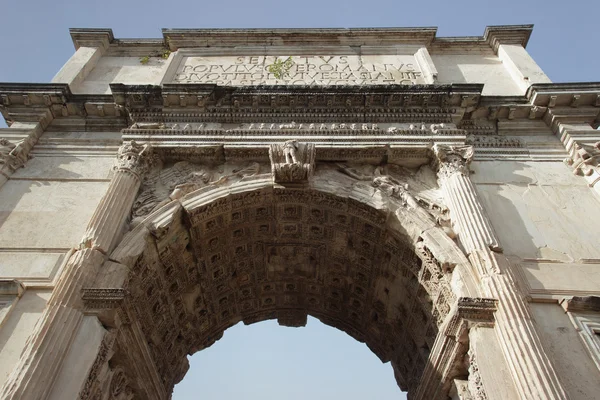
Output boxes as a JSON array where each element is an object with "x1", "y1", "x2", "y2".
[
  {"x1": 67, "y1": 25, "x2": 535, "y2": 53},
  {"x1": 69, "y1": 28, "x2": 114, "y2": 51},
  {"x1": 483, "y1": 25, "x2": 533, "y2": 52},
  {"x1": 1, "y1": 82, "x2": 598, "y2": 133},
  {"x1": 0, "y1": 83, "x2": 122, "y2": 124},
  {"x1": 162, "y1": 27, "x2": 438, "y2": 49},
  {"x1": 110, "y1": 83, "x2": 483, "y2": 115},
  {"x1": 528, "y1": 82, "x2": 600, "y2": 108}
]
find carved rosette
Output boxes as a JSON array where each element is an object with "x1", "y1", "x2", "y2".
[
  {"x1": 269, "y1": 140, "x2": 315, "y2": 183},
  {"x1": 433, "y1": 144, "x2": 474, "y2": 180},
  {"x1": 114, "y1": 140, "x2": 154, "y2": 179}
]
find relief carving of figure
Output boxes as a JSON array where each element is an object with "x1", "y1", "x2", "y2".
[
  {"x1": 0, "y1": 138, "x2": 16, "y2": 163},
  {"x1": 169, "y1": 170, "x2": 214, "y2": 200},
  {"x1": 372, "y1": 174, "x2": 420, "y2": 209},
  {"x1": 131, "y1": 161, "x2": 262, "y2": 220},
  {"x1": 269, "y1": 140, "x2": 315, "y2": 183},
  {"x1": 0, "y1": 138, "x2": 29, "y2": 170},
  {"x1": 283, "y1": 140, "x2": 299, "y2": 164},
  {"x1": 336, "y1": 162, "x2": 455, "y2": 237}
]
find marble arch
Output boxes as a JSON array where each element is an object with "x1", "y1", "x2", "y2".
[
  {"x1": 2, "y1": 25, "x2": 600, "y2": 400},
  {"x1": 82, "y1": 165, "x2": 482, "y2": 399}
]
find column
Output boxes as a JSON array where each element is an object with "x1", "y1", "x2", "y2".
[
  {"x1": 433, "y1": 144, "x2": 568, "y2": 400},
  {"x1": 0, "y1": 141, "x2": 153, "y2": 399},
  {"x1": 81, "y1": 141, "x2": 154, "y2": 253}
]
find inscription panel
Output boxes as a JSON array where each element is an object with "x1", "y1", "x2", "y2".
[{"x1": 172, "y1": 55, "x2": 425, "y2": 86}]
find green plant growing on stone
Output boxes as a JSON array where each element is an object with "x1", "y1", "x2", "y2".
[
  {"x1": 139, "y1": 47, "x2": 171, "y2": 64},
  {"x1": 268, "y1": 57, "x2": 294, "y2": 80}
]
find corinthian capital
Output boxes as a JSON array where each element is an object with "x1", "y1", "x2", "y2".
[
  {"x1": 433, "y1": 144, "x2": 474, "y2": 180},
  {"x1": 114, "y1": 140, "x2": 154, "y2": 178}
]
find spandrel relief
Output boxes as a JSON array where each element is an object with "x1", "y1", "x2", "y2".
[
  {"x1": 132, "y1": 160, "x2": 265, "y2": 222},
  {"x1": 332, "y1": 162, "x2": 451, "y2": 228}
]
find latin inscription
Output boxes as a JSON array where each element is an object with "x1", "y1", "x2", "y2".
[{"x1": 173, "y1": 55, "x2": 425, "y2": 86}]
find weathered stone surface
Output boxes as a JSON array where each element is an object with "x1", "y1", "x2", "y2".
[{"x1": 0, "y1": 25, "x2": 599, "y2": 400}]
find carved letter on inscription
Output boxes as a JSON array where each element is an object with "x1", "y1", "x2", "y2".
[{"x1": 173, "y1": 55, "x2": 425, "y2": 86}]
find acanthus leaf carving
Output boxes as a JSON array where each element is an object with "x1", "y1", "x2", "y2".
[
  {"x1": 433, "y1": 144, "x2": 474, "y2": 180},
  {"x1": 114, "y1": 140, "x2": 154, "y2": 178}
]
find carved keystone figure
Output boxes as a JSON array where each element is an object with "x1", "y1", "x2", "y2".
[
  {"x1": 283, "y1": 140, "x2": 299, "y2": 164},
  {"x1": 269, "y1": 140, "x2": 315, "y2": 183}
]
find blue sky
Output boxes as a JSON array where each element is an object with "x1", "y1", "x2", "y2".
[{"x1": 0, "y1": 0, "x2": 598, "y2": 398}]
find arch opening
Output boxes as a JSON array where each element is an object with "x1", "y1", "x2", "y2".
[
  {"x1": 87, "y1": 169, "x2": 473, "y2": 399},
  {"x1": 172, "y1": 317, "x2": 406, "y2": 399}
]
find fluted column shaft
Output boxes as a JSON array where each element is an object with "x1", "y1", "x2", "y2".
[
  {"x1": 81, "y1": 169, "x2": 142, "y2": 253},
  {"x1": 433, "y1": 144, "x2": 568, "y2": 400},
  {"x1": 0, "y1": 141, "x2": 153, "y2": 400}
]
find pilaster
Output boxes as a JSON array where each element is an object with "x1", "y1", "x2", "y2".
[
  {"x1": 498, "y1": 44, "x2": 552, "y2": 93},
  {"x1": 51, "y1": 47, "x2": 104, "y2": 89},
  {"x1": 433, "y1": 144, "x2": 569, "y2": 400}
]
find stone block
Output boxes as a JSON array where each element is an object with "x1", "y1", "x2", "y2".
[{"x1": 0, "y1": 180, "x2": 109, "y2": 249}]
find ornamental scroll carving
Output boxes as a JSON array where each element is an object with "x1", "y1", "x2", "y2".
[
  {"x1": 433, "y1": 144, "x2": 474, "y2": 180},
  {"x1": 114, "y1": 141, "x2": 154, "y2": 178},
  {"x1": 269, "y1": 140, "x2": 315, "y2": 183},
  {"x1": 468, "y1": 351, "x2": 489, "y2": 400},
  {"x1": 564, "y1": 141, "x2": 600, "y2": 186}
]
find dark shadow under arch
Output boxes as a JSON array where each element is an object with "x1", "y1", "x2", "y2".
[{"x1": 87, "y1": 175, "x2": 479, "y2": 399}]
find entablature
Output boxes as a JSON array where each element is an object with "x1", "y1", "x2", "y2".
[{"x1": 1, "y1": 82, "x2": 599, "y2": 163}]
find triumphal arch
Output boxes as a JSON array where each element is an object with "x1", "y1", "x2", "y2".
[{"x1": 0, "y1": 25, "x2": 599, "y2": 399}]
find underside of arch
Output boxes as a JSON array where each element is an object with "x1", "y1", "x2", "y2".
[{"x1": 83, "y1": 171, "x2": 480, "y2": 398}]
